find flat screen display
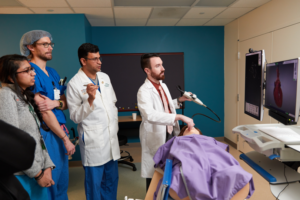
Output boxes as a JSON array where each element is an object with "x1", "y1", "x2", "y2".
[
  {"x1": 244, "y1": 50, "x2": 265, "y2": 121},
  {"x1": 265, "y1": 58, "x2": 299, "y2": 122}
]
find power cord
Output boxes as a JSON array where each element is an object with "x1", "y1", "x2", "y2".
[
  {"x1": 192, "y1": 106, "x2": 221, "y2": 123},
  {"x1": 276, "y1": 165, "x2": 289, "y2": 200}
]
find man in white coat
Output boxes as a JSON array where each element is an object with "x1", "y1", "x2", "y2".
[
  {"x1": 67, "y1": 43, "x2": 120, "y2": 200},
  {"x1": 137, "y1": 53, "x2": 195, "y2": 191}
]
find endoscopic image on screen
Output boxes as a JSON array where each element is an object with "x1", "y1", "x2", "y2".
[
  {"x1": 265, "y1": 62, "x2": 297, "y2": 117},
  {"x1": 245, "y1": 53, "x2": 262, "y2": 118}
]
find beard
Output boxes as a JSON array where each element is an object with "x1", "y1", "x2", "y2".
[
  {"x1": 37, "y1": 51, "x2": 52, "y2": 61},
  {"x1": 151, "y1": 71, "x2": 165, "y2": 81}
]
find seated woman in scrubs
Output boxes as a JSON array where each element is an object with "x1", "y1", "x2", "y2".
[
  {"x1": 0, "y1": 54, "x2": 55, "y2": 200},
  {"x1": 153, "y1": 126, "x2": 254, "y2": 200}
]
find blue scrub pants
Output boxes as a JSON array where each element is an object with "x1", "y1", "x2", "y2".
[
  {"x1": 16, "y1": 175, "x2": 48, "y2": 200},
  {"x1": 83, "y1": 160, "x2": 119, "y2": 200},
  {"x1": 41, "y1": 128, "x2": 69, "y2": 200}
]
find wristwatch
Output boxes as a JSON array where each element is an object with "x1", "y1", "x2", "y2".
[{"x1": 57, "y1": 100, "x2": 63, "y2": 110}]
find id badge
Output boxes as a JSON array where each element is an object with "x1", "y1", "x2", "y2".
[
  {"x1": 54, "y1": 88, "x2": 60, "y2": 100},
  {"x1": 40, "y1": 136, "x2": 47, "y2": 151}
]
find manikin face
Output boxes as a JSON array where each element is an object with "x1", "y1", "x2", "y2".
[
  {"x1": 30, "y1": 37, "x2": 53, "y2": 61},
  {"x1": 148, "y1": 57, "x2": 165, "y2": 81},
  {"x1": 15, "y1": 60, "x2": 36, "y2": 90},
  {"x1": 82, "y1": 52, "x2": 102, "y2": 74},
  {"x1": 183, "y1": 127, "x2": 201, "y2": 136}
]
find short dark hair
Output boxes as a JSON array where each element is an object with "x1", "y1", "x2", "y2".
[
  {"x1": 78, "y1": 43, "x2": 99, "y2": 66},
  {"x1": 140, "y1": 53, "x2": 160, "y2": 73},
  {"x1": 178, "y1": 125, "x2": 202, "y2": 136}
]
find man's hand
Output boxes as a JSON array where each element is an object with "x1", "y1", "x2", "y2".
[
  {"x1": 86, "y1": 83, "x2": 99, "y2": 106},
  {"x1": 62, "y1": 136, "x2": 76, "y2": 155},
  {"x1": 178, "y1": 92, "x2": 193, "y2": 103},
  {"x1": 37, "y1": 94, "x2": 59, "y2": 111},
  {"x1": 175, "y1": 114, "x2": 195, "y2": 131}
]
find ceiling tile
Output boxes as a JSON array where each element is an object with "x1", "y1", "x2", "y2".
[
  {"x1": 30, "y1": 7, "x2": 73, "y2": 14},
  {"x1": 196, "y1": 0, "x2": 237, "y2": 7},
  {"x1": 116, "y1": 18, "x2": 147, "y2": 26},
  {"x1": 88, "y1": 18, "x2": 115, "y2": 26},
  {"x1": 147, "y1": 18, "x2": 179, "y2": 26},
  {"x1": 205, "y1": 18, "x2": 235, "y2": 26},
  {"x1": 114, "y1": 7, "x2": 151, "y2": 18},
  {"x1": 67, "y1": 0, "x2": 111, "y2": 8},
  {"x1": 230, "y1": 0, "x2": 271, "y2": 8},
  {"x1": 176, "y1": 19, "x2": 210, "y2": 26},
  {"x1": 74, "y1": 8, "x2": 113, "y2": 19},
  {"x1": 150, "y1": 8, "x2": 189, "y2": 19},
  {"x1": 0, "y1": 0, "x2": 24, "y2": 7},
  {"x1": 18, "y1": 0, "x2": 68, "y2": 8},
  {"x1": 0, "y1": 7, "x2": 33, "y2": 14},
  {"x1": 183, "y1": 7, "x2": 227, "y2": 19},
  {"x1": 114, "y1": 0, "x2": 194, "y2": 7},
  {"x1": 215, "y1": 7, "x2": 253, "y2": 18}
]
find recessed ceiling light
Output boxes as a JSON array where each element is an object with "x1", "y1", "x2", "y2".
[
  {"x1": 199, "y1": 12, "x2": 205, "y2": 15},
  {"x1": 47, "y1": 9, "x2": 54, "y2": 12}
]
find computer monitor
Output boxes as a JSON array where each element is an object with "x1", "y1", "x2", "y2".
[
  {"x1": 244, "y1": 50, "x2": 265, "y2": 121},
  {"x1": 264, "y1": 58, "x2": 300, "y2": 124}
]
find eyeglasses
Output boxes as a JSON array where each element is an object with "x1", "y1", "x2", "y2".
[
  {"x1": 85, "y1": 57, "x2": 102, "y2": 62},
  {"x1": 35, "y1": 43, "x2": 55, "y2": 48},
  {"x1": 16, "y1": 67, "x2": 35, "y2": 74}
]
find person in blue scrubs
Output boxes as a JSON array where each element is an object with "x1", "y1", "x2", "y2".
[{"x1": 20, "y1": 30, "x2": 76, "y2": 200}]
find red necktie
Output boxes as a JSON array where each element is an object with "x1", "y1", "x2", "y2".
[{"x1": 158, "y1": 86, "x2": 173, "y2": 134}]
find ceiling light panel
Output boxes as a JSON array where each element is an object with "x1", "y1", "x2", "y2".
[
  {"x1": 150, "y1": 8, "x2": 190, "y2": 19},
  {"x1": 176, "y1": 19, "x2": 210, "y2": 26},
  {"x1": 0, "y1": 0, "x2": 24, "y2": 7},
  {"x1": 147, "y1": 18, "x2": 179, "y2": 26},
  {"x1": 0, "y1": 7, "x2": 33, "y2": 14},
  {"x1": 88, "y1": 18, "x2": 115, "y2": 26},
  {"x1": 183, "y1": 7, "x2": 227, "y2": 19},
  {"x1": 230, "y1": 0, "x2": 271, "y2": 8},
  {"x1": 116, "y1": 18, "x2": 147, "y2": 26},
  {"x1": 196, "y1": 0, "x2": 237, "y2": 7},
  {"x1": 114, "y1": 7, "x2": 151, "y2": 18},
  {"x1": 114, "y1": 0, "x2": 194, "y2": 7},
  {"x1": 74, "y1": 8, "x2": 113, "y2": 19},
  {"x1": 205, "y1": 18, "x2": 234, "y2": 26},
  {"x1": 66, "y1": 0, "x2": 111, "y2": 8},
  {"x1": 216, "y1": 7, "x2": 253, "y2": 18},
  {"x1": 30, "y1": 8, "x2": 73, "y2": 14},
  {"x1": 18, "y1": 0, "x2": 68, "y2": 8}
]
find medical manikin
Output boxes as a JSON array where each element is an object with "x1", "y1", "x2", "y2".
[{"x1": 153, "y1": 125, "x2": 255, "y2": 200}]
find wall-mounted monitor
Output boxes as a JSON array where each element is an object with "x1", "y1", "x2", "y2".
[
  {"x1": 264, "y1": 58, "x2": 300, "y2": 124},
  {"x1": 244, "y1": 50, "x2": 265, "y2": 121}
]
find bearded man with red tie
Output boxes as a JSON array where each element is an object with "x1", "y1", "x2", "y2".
[{"x1": 137, "y1": 53, "x2": 195, "y2": 191}]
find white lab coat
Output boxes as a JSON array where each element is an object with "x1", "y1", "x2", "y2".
[
  {"x1": 67, "y1": 68, "x2": 120, "y2": 167},
  {"x1": 137, "y1": 78, "x2": 180, "y2": 178}
]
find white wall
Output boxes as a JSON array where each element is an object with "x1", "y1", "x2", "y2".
[{"x1": 224, "y1": 0, "x2": 300, "y2": 143}]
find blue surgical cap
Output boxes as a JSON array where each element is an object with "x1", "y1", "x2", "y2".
[{"x1": 20, "y1": 30, "x2": 53, "y2": 57}]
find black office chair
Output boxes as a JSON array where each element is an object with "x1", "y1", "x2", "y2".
[{"x1": 118, "y1": 135, "x2": 137, "y2": 171}]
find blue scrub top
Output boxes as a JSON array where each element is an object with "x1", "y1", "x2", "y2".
[{"x1": 30, "y1": 62, "x2": 66, "y2": 124}]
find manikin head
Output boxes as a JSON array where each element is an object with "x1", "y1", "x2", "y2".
[
  {"x1": 141, "y1": 53, "x2": 165, "y2": 82},
  {"x1": 178, "y1": 125, "x2": 203, "y2": 137},
  {"x1": 20, "y1": 30, "x2": 54, "y2": 61},
  {"x1": 78, "y1": 43, "x2": 102, "y2": 75}
]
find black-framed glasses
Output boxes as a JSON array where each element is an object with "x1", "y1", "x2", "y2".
[
  {"x1": 16, "y1": 67, "x2": 35, "y2": 74},
  {"x1": 85, "y1": 57, "x2": 102, "y2": 62},
  {"x1": 35, "y1": 43, "x2": 55, "y2": 48}
]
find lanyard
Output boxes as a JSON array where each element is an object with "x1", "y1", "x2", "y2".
[
  {"x1": 88, "y1": 77, "x2": 101, "y2": 93},
  {"x1": 28, "y1": 103, "x2": 46, "y2": 150}
]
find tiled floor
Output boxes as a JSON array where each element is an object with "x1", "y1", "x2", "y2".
[{"x1": 68, "y1": 140, "x2": 277, "y2": 200}]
